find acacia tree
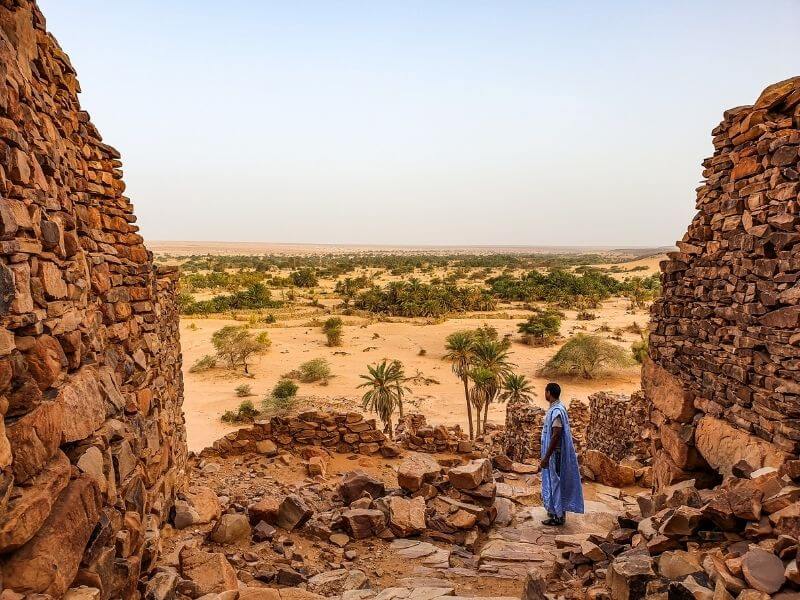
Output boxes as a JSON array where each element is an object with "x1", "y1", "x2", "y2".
[
  {"x1": 540, "y1": 334, "x2": 630, "y2": 379},
  {"x1": 444, "y1": 331, "x2": 476, "y2": 440},
  {"x1": 211, "y1": 325, "x2": 271, "y2": 374},
  {"x1": 358, "y1": 359, "x2": 409, "y2": 437}
]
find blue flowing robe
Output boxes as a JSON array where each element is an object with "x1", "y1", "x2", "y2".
[{"x1": 541, "y1": 401, "x2": 584, "y2": 516}]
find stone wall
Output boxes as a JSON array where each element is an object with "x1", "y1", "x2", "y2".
[
  {"x1": 205, "y1": 411, "x2": 400, "y2": 458},
  {"x1": 585, "y1": 391, "x2": 650, "y2": 462},
  {"x1": 0, "y1": 1, "x2": 185, "y2": 597},
  {"x1": 645, "y1": 76, "x2": 800, "y2": 490}
]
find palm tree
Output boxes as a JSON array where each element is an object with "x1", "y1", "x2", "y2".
[
  {"x1": 468, "y1": 366, "x2": 495, "y2": 436},
  {"x1": 358, "y1": 359, "x2": 409, "y2": 438},
  {"x1": 471, "y1": 337, "x2": 514, "y2": 432},
  {"x1": 444, "y1": 331, "x2": 476, "y2": 440},
  {"x1": 499, "y1": 373, "x2": 535, "y2": 404}
]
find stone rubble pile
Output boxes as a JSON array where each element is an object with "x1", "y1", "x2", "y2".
[
  {"x1": 394, "y1": 413, "x2": 474, "y2": 454},
  {"x1": 526, "y1": 462, "x2": 800, "y2": 599},
  {"x1": 204, "y1": 412, "x2": 402, "y2": 459},
  {"x1": 645, "y1": 76, "x2": 800, "y2": 492},
  {"x1": 0, "y1": 1, "x2": 186, "y2": 597}
]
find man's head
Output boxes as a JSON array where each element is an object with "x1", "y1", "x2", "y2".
[{"x1": 545, "y1": 382, "x2": 561, "y2": 403}]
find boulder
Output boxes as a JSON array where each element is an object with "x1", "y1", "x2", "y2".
[
  {"x1": 209, "y1": 513, "x2": 251, "y2": 544},
  {"x1": 307, "y1": 569, "x2": 369, "y2": 596},
  {"x1": 255, "y1": 439, "x2": 278, "y2": 456},
  {"x1": 179, "y1": 547, "x2": 238, "y2": 595},
  {"x1": 175, "y1": 486, "x2": 221, "y2": 529},
  {"x1": 642, "y1": 358, "x2": 695, "y2": 422},
  {"x1": 583, "y1": 450, "x2": 636, "y2": 487},
  {"x1": 386, "y1": 496, "x2": 426, "y2": 536},
  {"x1": 398, "y1": 454, "x2": 440, "y2": 492},
  {"x1": 342, "y1": 508, "x2": 387, "y2": 539},
  {"x1": 277, "y1": 495, "x2": 313, "y2": 531},
  {"x1": 339, "y1": 471, "x2": 386, "y2": 505},
  {"x1": 658, "y1": 550, "x2": 703, "y2": 579},
  {"x1": 608, "y1": 552, "x2": 655, "y2": 600},
  {"x1": 447, "y1": 459, "x2": 493, "y2": 490},
  {"x1": 741, "y1": 548, "x2": 785, "y2": 595},
  {"x1": 248, "y1": 497, "x2": 280, "y2": 525}
]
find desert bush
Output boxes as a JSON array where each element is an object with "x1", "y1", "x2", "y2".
[
  {"x1": 262, "y1": 394, "x2": 297, "y2": 413},
  {"x1": 539, "y1": 334, "x2": 631, "y2": 379},
  {"x1": 185, "y1": 322, "x2": 198, "y2": 331},
  {"x1": 189, "y1": 354, "x2": 217, "y2": 373},
  {"x1": 517, "y1": 310, "x2": 561, "y2": 345},
  {"x1": 418, "y1": 348, "x2": 427, "y2": 356},
  {"x1": 291, "y1": 268, "x2": 318, "y2": 288},
  {"x1": 298, "y1": 358, "x2": 332, "y2": 383},
  {"x1": 235, "y1": 384, "x2": 252, "y2": 397},
  {"x1": 211, "y1": 325, "x2": 271, "y2": 373},
  {"x1": 631, "y1": 335, "x2": 649, "y2": 364},
  {"x1": 322, "y1": 317, "x2": 343, "y2": 347},
  {"x1": 221, "y1": 399, "x2": 260, "y2": 424},
  {"x1": 272, "y1": 378, "x2": 299, "y2": 399},
  {"x1": 625, "y1": 321, "x2": 644, "y2": 335},
  {"x1": 576, "y1": 310, "x2": 597, "y2": 321},
  {"x1": 264, "y1": 313, "x2": 277, "y2": 324}
]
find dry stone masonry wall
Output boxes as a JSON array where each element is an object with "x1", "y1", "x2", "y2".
[
  {"x1": 646, "y1": 77, "x2": 800, "y2": 490},
  {"x1": 585, "y1": 391, "x2": 650, "y2": 462},
  {"x1": 0, "y1": 1, "x2": 185, "y2": 597}
]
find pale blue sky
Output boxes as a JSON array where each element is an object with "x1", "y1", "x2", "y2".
[{"x1": 39, "y1": 1, "x2": 800, "y2": 247}]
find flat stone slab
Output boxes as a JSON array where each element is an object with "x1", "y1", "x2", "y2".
[
  {"x1": 397, "y1": 542, "x2": 439, "y2": 559},
  {"x1": 391, "y1": 539, "x2": 421, "y2": 550},
  {"x1": 396, "y1": 578, "x2": 454, "y2": 589},
  {"x1": 479, "y1": 540, "x2": 552, "y2": 563}
]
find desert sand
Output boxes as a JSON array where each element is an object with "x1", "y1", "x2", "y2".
[{"x1": 180, "y1": 297, "x2": 651, "y2": 451}]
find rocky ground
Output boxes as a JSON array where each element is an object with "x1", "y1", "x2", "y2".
[{"x1": 143, "y1": 443, "x2": 640, "y2": 600}]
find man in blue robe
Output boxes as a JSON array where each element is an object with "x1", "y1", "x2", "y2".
[{"x1": 539, "y1": 382, "x2": 584, "y2": 526}]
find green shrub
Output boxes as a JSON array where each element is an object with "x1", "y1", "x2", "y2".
[
  {"x1": 212, "y1": 325, "x2": 270, "y2": 373},
  {"x1": 221, "y1": 399, "x2": 260, "y2": 423},
  {"x1": 631, "y1": 335, "x2": 649, "y2": 364},
  {"x1": 539, "y1": 334, "x2": 631, "y2": 379},
  {"x1": 322, "y1": 317, "x2": 343, "y2": 347},
  {"x1": 298, "y1": 358, "x2": 332, "y2": 383},
  {"x1": 517, "y1": 310, "x2": 561, "y2": 345},
  {"x1": 189, "y1": 354, "x2": 217, "y2": 373},
  {"x1": 235, "y1": 384, "x2": 252, "y2": 397},
  {"x1": 272, "y1": 378, "x2": 299, "y2": 399},
  {"x1": 576, "y1": 311, "x2": 597, "y2": 321},
  {"x1": 291, "y1": 268, "x2": 318, "y2": 288}
]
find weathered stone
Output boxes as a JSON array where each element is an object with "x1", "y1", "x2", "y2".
[
  {"x1": 179, "y1": 547, "x2": 238, "y2": 595},
  {"x1": 447, "y1": 459, "x2": 492, "y2": 490},
  {"x1": 386, "y1": 496, "x2": 426, "y2": 537},
  {"x1": 583, "y1": 449, "x2": 636, "y2": 487},
  {"x1": 343, "y1": 508, "x2": 387, "y2": 539},
  {"x1": 695, "y1": 416, "x2": 789, "y2": 475},
  {"x1": 339, "y1": 471, "x2": 386, "y2": 505},
  {"x1": 209, "y1": 513, "x2": 251, "y2": 543},
  {"x1": 0, "y1": 450, "x2": 70, "y2": 552},
  {"x1": 741, "y1": 548, "x2": 785, "y2": 594},
  {"x1": 642, "y1": 357, "x2": 695, "y2": 422},
  {"x1": 277, "y1": 494, "x2": 313, "y2": 531},
  {"x1": 307, "y1": 569, "x2": 368, "y2": 596},
  {"x1": 608, "y1": 552, "x2": 655, "y2": 600},
  {"x1": 2, "y1": 476, "x2": 102, "y2": 596},
  {"x1": 398, "y1": 454, "x2": 440, "y2": 492}
]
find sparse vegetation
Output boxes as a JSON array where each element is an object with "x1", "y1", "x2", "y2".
[
  {"x1": 181, "y1": 283, "x2": 283, "y2": 315},
  {"x1": 297, "y1": 358, "x2": 332, "y2": 383},
  {"x1": 322, "y1": 317, "x2": 343, "y2": 347},
  {"x1": 189, "y1": 354, "x2": 217, "y2": 373},
  {"x1": 211, "y1": 325, "x2": 271, "y2": 374},
  {"x1": 539, "y1": 334, "x2": 631, "y2": 379},
  {"x1": 235, "y1": 384, "x2": 252, "y2": 397},
  {"x1": 221, "y1": 399, "x2": 260, "y2": 424},
  {"x1": 632, "y1": 335, "x2": 649, "y2": 364},
  {"x1": 517, "y1": 309, "x2": 562, "y2": 346}
]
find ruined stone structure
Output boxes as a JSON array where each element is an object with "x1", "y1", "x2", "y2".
[
  {"x1": 207, "y1": 411, "x2": 399, "y2": 458},
  {"x1": 585, "y1": 391, "x2": 650, "y2": 462},
  {"x1": 0, "y1": 2, "x2": 185, "y2": 597},
  {"x1": 645, "y1": 76, "x2": 800, "y2": 490}
]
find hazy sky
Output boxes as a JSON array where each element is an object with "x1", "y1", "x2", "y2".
[{"x1": 39, "y1": 1, "x2": 800, "y2": 247}]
